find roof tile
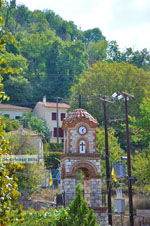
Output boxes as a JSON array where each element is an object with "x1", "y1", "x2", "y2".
[
  {"x1": 0, "y1": 104, "x2": 32, "y2": 111},
  {"x1": 37, "y1": 102, "x2": 70, "y2": 109}
]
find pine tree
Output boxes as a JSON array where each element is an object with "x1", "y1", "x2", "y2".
[{"x1": 67, "y1": 183, "x2": 98, "y2": 226}]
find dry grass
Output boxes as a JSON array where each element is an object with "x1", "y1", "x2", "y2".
[{"x1": 30, "y1": 188, "x2": 60, "y2": 203}]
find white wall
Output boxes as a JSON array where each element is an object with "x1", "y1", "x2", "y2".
[
  {"x1": 34, "y1": 104, "x2": 68, "y2": 143},
  {"x1": 0, "y1": 109, "x2": 29, "y2": 119}
]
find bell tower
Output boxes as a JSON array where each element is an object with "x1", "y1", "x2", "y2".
[{"x1": 60, "y1": 109, "x2": 102, "y2": 209}]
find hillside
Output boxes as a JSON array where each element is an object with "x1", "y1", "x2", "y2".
[{"x1": 1, "y1": 1, "x2": 150, "y2": 108}]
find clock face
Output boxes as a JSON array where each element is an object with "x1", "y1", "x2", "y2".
[{"x1": 78, "y1": 126, "x2": 87, "y2": 135}]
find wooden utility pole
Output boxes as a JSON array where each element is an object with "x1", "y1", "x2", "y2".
[{"x1": 118, "y1": 91, "x2": 134, "y2": 226}]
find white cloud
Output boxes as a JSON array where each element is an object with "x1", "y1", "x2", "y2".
[{"x1": 109, "y1": 23, "x2": 150, "y2": 50}]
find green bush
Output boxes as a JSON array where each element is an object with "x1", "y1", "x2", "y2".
[{"x1": 12, "y1": 183, "x2": 98, "y2": 226}]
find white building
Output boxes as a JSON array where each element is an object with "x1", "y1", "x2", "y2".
[
  {"x1": 33, "y1": 98, "x2": 70, "y2": 143},
  {"x1": 0, "y1": 104, "x2": 31, "y2": 120}
]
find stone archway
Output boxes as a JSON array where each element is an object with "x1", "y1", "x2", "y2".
[
  {"x1": 71, "y1": 161, "x2": 100, "y2": 179},
  {"x1": 70, "y1": 161, "x2": 101, "y2": 206}
]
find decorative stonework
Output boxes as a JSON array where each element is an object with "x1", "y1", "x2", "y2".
[{"x1": 60, "y1": 109, "x2": 106, "y2": 224}]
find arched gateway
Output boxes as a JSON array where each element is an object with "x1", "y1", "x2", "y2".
[{"x1": 60, "y1": 109, "x2": 107, "y2": 220}]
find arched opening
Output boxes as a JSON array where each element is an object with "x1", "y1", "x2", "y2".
[
  {"x1": 75, "y1": 167, "x2": 90, "y2": 180},
  {"x1": 71, "y1": 161, "x2": 99, "y2": 179},
  {"x1": 73, "y1": 163, "x2": 97, "y2": 206}
]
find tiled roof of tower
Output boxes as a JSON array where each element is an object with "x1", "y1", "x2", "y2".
[{"x1": 62, "y1": 109, "x2": 98, "y2": 128}]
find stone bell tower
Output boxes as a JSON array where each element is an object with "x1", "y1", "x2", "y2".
[{"x1": 60, "y1": 109, "x2": 102, "y2": 210}]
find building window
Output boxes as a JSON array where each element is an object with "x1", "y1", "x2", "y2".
[
  {"x1": 4, "y1": 114, "x2": 10, "y2": 118},
  {"x1": 61, "y1": 113, "x2": 66, "y2": 121},
  {"x1": 15, "y1": 116, "x2": 20, "y2": 120},
  {"x1": 54, "y1": 128, "x2": 64, "y2": 137},
  {"x1": 52, "y1": 112, "x2": 56, "y2": 120}
]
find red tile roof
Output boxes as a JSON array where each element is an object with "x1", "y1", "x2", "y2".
[
  {"x1": 0, "y1": 104, "x2": 32, "y2": 111},
  {"x1": 62, "y1": 109, "x2": 98, "y2": 128},
  {"x1": 37, "y1": 102, "x2": 70, "y2": 109}
]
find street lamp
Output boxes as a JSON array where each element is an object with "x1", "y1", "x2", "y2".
[{"x1": 112, "y1": 91, "x2": 134, "y2": 226}]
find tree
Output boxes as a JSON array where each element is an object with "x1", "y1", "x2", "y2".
[
  {"x1": 96, "y1": 128, "x2": 124, "y2": 177},
  {"x1": 70, "y1": 62, "x2": 150, "y2": 122},
  {"x1": 0, "y1": 80, "x2": 23, "y2": 224},
  {"x1": 0, "y1": 114, "x2": 19, "y2": 132},
  {"x1": 4, "y1": 75, "x2": 33, "y2": 106},
  {"x1": 7, "y1": 132, "x2": 45, "y2": 192},
  {"x1": 15, "y1": 5, "x2": 30, "y2": 29},
  {"x1": 107, "y1": 41, "x2": 150, "y2": 71},
  {"x1": 132, "y1": 150, "x2": 150, "y2": 192},
  {"x1": 20, "y1": 112, "x2": 49, "y2": 139},
  {"x1": 44, "y1": 143, "x2": 63, "y2": 169},
  {"x1": 44, "y1": 39, "x2": 88, "y2": 99},
  {"x1": 87, "y1": 40, "x2": 107, "y2": 65},
  {"x1": 56, "y1": 184, "x2": 98, "y2": 226},
  {"x1": 130, "y1": 98, "x2": 150, "y2": 151},
  {"x1": 0, "y1": 1, "x2": 22, "y2": 222},
  {"x1": 107, "y1": 40, "x2": 123, "y2": 62},
  {"x1": 63, "y1": 183, "x2": 98, "y2": 226},
  {"x1": 83, "y1": 28, "x2": 105, "y2": 44}
]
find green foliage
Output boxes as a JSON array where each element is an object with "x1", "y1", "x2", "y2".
[
  {"x1": 7, "y1": 132, "x2": 45, "y2": 192},
  {"x1": 107, "y1": 41, "x2": 150, "y2": 70},
  {"x1": 83, "y1": 28, "x2": 105, "y2": 43},
  {"x1": 71, "y1": 62, "x2": 150, "y2": 121},
  {"x1": 96, "y1": 128, "x2": 124, "y2": 177},
  {"x1": 7, "y1": 132, "x2": 37, "y2": 155},
  {"x1": 4, "y1": 75, "x2": 33, "y2": 106},
  {"x1": 20, "y1": 112, "x2": 49, "y2": 138},
  {"x1": 44, "y1": 143, "x2": 63, "y2": 169},
  {"x1": 87, "y1": 40, "x2": 107, "y2": 65},
  {"x1": 0, "y1": 114, "x2": 19, "y2": 132},
  {"x1": 65, "y1": 183, "x2": 98, "y2": 226},
  {"x1": 44, "y1": 39, "x2": 88, "y2": 99},
  {"x1": 132, "y1": 149, "x2": 150, "y2": 192},
  {"x1": 130, "y1": 98, "x2": 150, "y2": 151},
  {"x1": 16, "y1": 163, "x2": 45, "y2": 193},
  {"x1": 11, "y1": 184, "x2": 98, "y2": 225},
  {"x1": 1, "y1": 1, "x2": 149, "y2": 109},
  {"x1": 0, "y1": 3, "x2": 23, "y2": 222},
  {"x1": 11, "y1": 208, "x2": 70, "y2": 226},
  {"x1": 0, "y1": 115, "x2": 21, "y2": 224}
]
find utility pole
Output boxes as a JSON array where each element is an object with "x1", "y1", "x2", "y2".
[
  {"x1": 55, "y1": 97, "x2": 62, "y2": 144},
  {"x1": 56, "y1": 97, "x2": 59, "y2": 144},
  {"x1": 99, "y1": 97, "x2": 114, "y2": 226},
  {"x1": 79, "y1": 94, "x2": 113, "y2": 225},
  {"x1": 118, "y1": 91, "x2": 134, "y2": 226}
]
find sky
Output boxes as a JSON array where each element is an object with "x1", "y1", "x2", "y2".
[{"x1": 16, "y1": 0, "x2": 150, "y2": 51}]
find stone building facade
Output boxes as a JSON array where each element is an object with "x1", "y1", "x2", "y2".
[{"x1": 60, "y1": 109, "x2": 107, "y2": 224}]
